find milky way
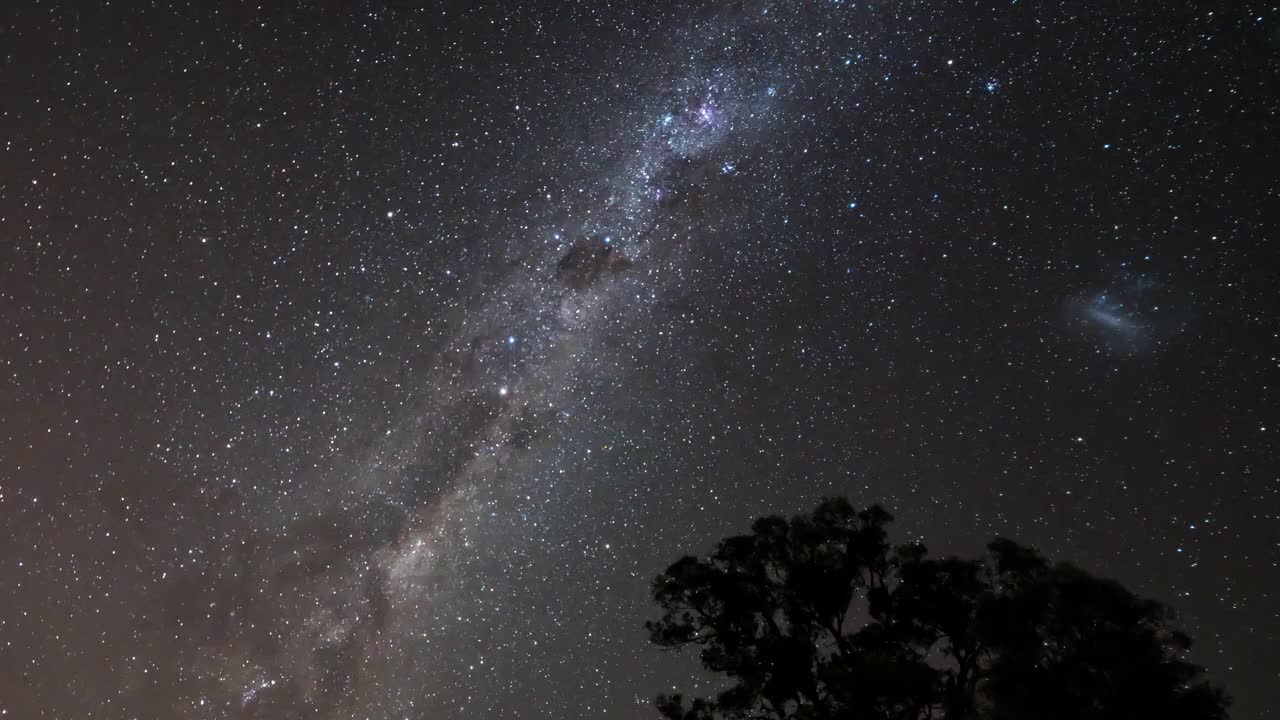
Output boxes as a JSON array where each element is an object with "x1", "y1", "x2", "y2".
[
  {"x1": 2, "y1": 2, "x2": 1276, "y2": 719},
  {"x1": 226, "y1": 62, "x2": 785, "y2": 717}
]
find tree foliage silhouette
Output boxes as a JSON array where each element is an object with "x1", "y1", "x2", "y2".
[{"x1": 646, "y1": 498, "x2": 1229, "y2": 720}]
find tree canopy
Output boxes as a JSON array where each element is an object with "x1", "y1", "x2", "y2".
[{"x1": 646, "y1": 498, "x2": 1229, "y2": 720}]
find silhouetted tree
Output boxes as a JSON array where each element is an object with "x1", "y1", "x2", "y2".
[{"x1": 647, "y1": 498, "x2": 1229, "y2": 720}]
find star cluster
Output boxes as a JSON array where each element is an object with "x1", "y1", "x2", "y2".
[{"x1": 1, "y1": 2, "x2": 1276, "y2": 719}]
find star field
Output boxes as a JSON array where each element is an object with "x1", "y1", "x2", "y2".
[{"x1": 1, "y1": 2, "x2": 1277, "y2": 718}]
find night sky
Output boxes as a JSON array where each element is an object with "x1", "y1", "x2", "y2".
[{"x1": 2, "y1": 1, "x2": 1277, "y2": 718}]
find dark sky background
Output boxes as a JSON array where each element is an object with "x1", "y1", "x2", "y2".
[{"x1": 1, "y1": 1, "x2": 1276, "y2": 718}]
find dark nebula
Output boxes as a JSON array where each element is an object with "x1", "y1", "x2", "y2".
[{"x1": 556, "y1": 240, "x2": 633, "y2": 292}]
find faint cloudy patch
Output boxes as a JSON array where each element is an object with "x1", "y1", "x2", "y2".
[{"x1": 1065, "y1": 272, "x2": 1194, "y2": 355}]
